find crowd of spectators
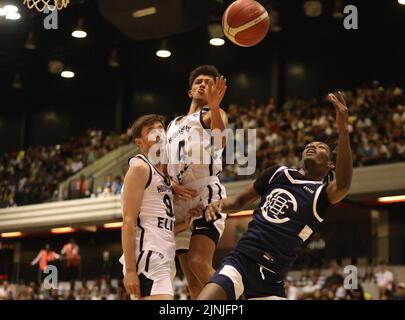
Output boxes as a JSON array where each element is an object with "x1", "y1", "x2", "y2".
[
  {"x1": 223, "y1": 82, "x2": 405, "y2": 181},
  {"x1": 1, "y1": 82, "x2": 404, "y2": 205},
  {"x1": 1, "y1": 262, "x2": 404, "y2": 300},
  {"x1": 0, "y1": 278, "x2": 131, "y2": 300},
  {"x1": 0, "y1": 129, "x2": 131, "y2": 207},
  {"x1": 284, "y1": 261, "x2": 405, "y2": 300}
]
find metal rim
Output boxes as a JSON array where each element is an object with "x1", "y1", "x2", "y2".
[{"x1": 23, "y1": 0, "x2": 70, "y2": 12}]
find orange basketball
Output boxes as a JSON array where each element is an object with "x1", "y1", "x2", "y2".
[{"x1": 222, "y1": 0, "x2": 270, "y2": 47}]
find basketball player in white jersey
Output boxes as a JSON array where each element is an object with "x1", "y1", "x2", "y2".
[
  {"x1": 165, "y1": 65, "x2": 229, "y2": 298},
  {"x1": 120, "y1": 114, "x2": 191, "y2": 300}
]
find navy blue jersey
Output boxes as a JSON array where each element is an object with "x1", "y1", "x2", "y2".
[{"x1": 234, "y1": 165, "x2": 331, "y2": 277}]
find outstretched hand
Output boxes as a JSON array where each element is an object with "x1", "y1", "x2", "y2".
[
  {"x1": 328, "y1": 91, "x2": 349, "y2": 133},
  {"x1": 207, "y1": 76, "x2": 227, "y2": 109}
]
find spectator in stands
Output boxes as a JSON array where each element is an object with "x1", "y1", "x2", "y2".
[
  {"x1": 363, "y1": 265, "x2": 377, "y2": 283},
  {"x1": 101, "y1": 250, "x2": 112, "y2": 283},
  {"x1": 104, "y1": 174, "x2": 113, "y2": 194},
  {"x1": 375, "y1": 260, "x2": 394, "y2": 299},
  {"x1": 112, "y1": 176, "x2": 123, "y2": 195},
  {"x1": 0, "y1": 281, "x2": 12, "y2": 300},
  {"x1": 362, "y1": 265, "x2": 379, "y2": 300},
  {"x1": 304, "y1": 232, "x2": 326, "y2": 269},
  {"x1": 391, "y1": 282, "x2": 405, "y2": 300},
  {"x1": 324, "y1": 262, "x2": 344, "y2": 288},
  {"x1": 61, "y1": 238, "x2": 81, "y2": 290},
  {"x1": 31, "y1": 244, "x2": 60, "y2": 284},
  {"x1": 285, "y1": 276, "x2": 299, "y2": 300}
]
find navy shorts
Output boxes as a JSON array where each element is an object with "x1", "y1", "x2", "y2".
[{"x1": 208, "y1": 251, "x2": 286, "y2": 299}]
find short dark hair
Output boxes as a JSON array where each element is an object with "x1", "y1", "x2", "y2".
[
  {"x1": 130, "y1": 114, "x2": 165, "y2": 139},
  {"x1": 188, "y1": 65, "x2": 220, "y2": 88}
]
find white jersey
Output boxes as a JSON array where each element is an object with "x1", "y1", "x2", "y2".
[
  {"x1": 120, "y1": 154, "x2": 176, "y2": 262},
  {"x1": 166, "y1": 107, "x2": 223, "y2": 185}
]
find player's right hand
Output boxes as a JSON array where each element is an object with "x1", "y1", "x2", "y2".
[
  {"x1": 207, "y1": 76, "x2": 227, "y2": 109},
  {"x1": 172, "y1": 182, "x2": 198, "y2": 200},
  {"x1": 204, "y1": 200, "x2": 223, "y2": 222},
  {"x1": 124, "y1": 271, "x2": 141, "y2": 299}
]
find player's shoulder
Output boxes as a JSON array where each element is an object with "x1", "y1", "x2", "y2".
[{"x1": 128, "y1": 156, "x2": 150, "y2": 173}]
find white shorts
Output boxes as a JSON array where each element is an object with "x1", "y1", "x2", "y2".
[
  {"x1": 120, "y1": 250, "x2": 176, "y2": 297},
  {"x1": 175, "y1": 177, "x2": 227, "y2": 252}
]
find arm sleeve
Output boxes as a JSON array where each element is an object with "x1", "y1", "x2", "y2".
[{"x1": 253, "y1": 165, "x2": 281, "y2": 195}]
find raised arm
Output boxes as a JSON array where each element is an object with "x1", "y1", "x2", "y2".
[
  {"x1": 207, "y1": 76, "x2": 228, "y2": 148},
  {"x1": 121, "y1": 159, "x2": 149, "y2": 298},
  {"x1": 326, "y1": 92, "x2": 353, "y2": 204}
]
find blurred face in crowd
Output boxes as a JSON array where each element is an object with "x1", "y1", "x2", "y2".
[{"x1": 302, "y1": 141, "x2": 335, "y2": 176}]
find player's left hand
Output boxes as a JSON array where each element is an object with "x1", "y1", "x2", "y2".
[
  {"x1": 204, "y1": 200, "x2": 223, "y2": 222},
  {"x1": 328, "y1": 91, "x2": 349, "y2": 133},
  {"x1": 207, "y1": 76, "x2": 227, "y2": 109},
  {"x1": 172, "y1": 182, "x2": 198, "y2": 200}
]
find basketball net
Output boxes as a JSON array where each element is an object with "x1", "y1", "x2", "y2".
[{"x1": 23, "y1": 0, "x2": 70, "y2": 12}]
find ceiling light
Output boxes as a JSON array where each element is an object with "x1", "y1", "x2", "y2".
[
  {"x1": 72, "y1": 18, "x2": 87, "y2": 38},
  {"x1": 208, "y1": 22, "x2": 225, "y2": 46},
  {"x1": 156, "y1": 39, "x2": 171, "y2": 58},
  {"x1": 61, "y1": 70, "x2": 75, "y2": 78},
  {"x1": 6, "y1": 11, "x2": 21, "y2": 20},
  {"x1": 51, "y1": 227, "x2": 75, "y2": 234},
  {"x1": 209, "y1": 38, "x2": 225, "y2": 46},
  {"x1": 104, "y1": 222, "x2": 123, "y2": 229},
  {"x1": 398, "y1": 0, "x2": 405, "y2": 5},
  {"x1": 378, "y1": 195, "x2": 405, "y2": 204},
  {"x1": 1, "y1": 232, "x2": 22, "y2": 238},
  {"x1": 132, "y1": 6, "x2": 156, "y2": 18},
  {"x1": 4, "y1": 5, "x2": 18, "y2": 13},
  {"x1": 303, "y1": 0, "x2": 322, "y2": 17}
]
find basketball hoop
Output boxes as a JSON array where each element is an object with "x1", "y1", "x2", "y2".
[{"x1": 23, "y1": 0, "x2": 70, "y2": 12}]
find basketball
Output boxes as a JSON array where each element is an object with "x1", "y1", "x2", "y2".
[{"x1": 222, "y1": 0, "x2": 270, "y2": 47}]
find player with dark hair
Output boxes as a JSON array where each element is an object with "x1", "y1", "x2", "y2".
[
  {"x1": 198, "y1": 92, "x2": 352, "y2": 300},
  {"x1": 165, "y1": 65, "x2": 229, "y2": 298}
]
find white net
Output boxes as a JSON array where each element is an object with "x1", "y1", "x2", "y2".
[{"x1": 23, "y1": 0, "x2": 70, "y2": 12}]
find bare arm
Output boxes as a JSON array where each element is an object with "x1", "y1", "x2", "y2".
[
  {"x1": 205, "y1": 185, "x2": 260, "y2": 221},
  {"x1": 31, "y1": 251, "x2": 42, "y2": 266},
  {"x1": 121, "y1": 159, "x2": 149, "y2": 297},
  {"x1": 326, "y1": 92, "x2": 353, "y2": 204}
]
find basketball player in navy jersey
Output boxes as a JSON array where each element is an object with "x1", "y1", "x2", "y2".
[
  {"x1": 165, "y1": 65, "x2": 229, "y2": 298},
  {"x1": 198, "y1": 92, "x2": 352, "y2": 300}
]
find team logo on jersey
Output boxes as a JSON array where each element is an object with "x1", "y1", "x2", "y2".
[
  {"x1": 261, "y1": 188, "x2": 298, "y2": 224},
  {"x1": 168, "y1": 125, "x2": 191, "y2": 144}
]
